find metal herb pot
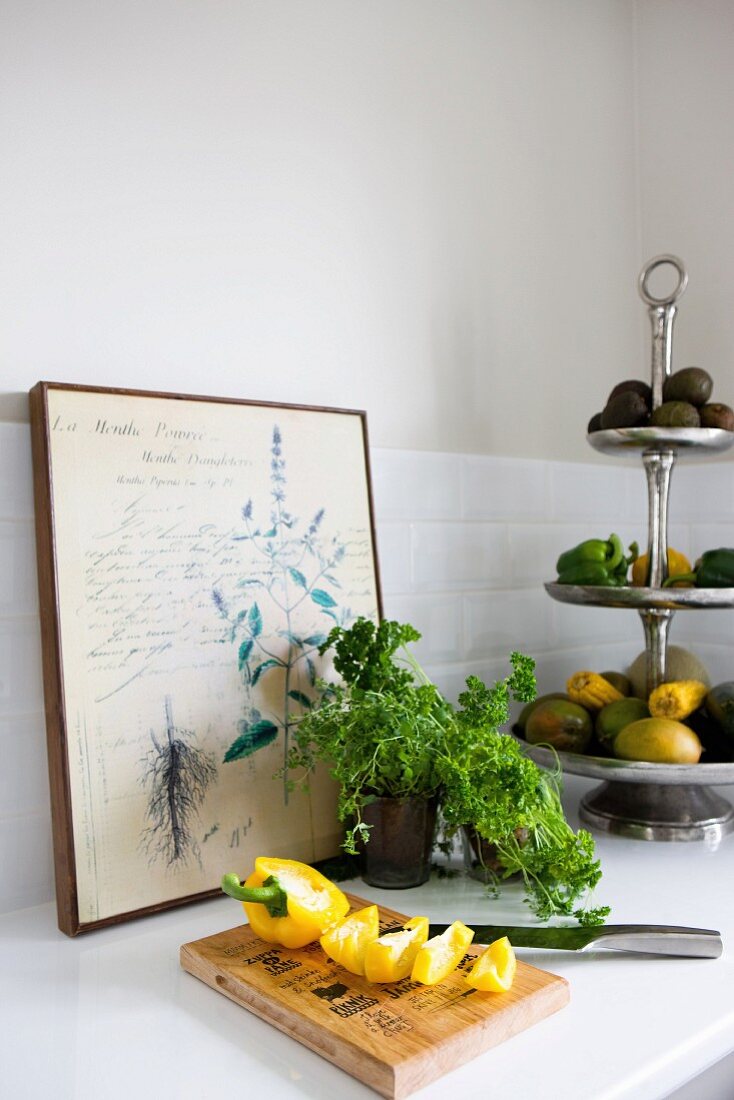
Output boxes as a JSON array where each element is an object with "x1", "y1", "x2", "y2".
[
  {"x1": 361, "y1": 795, "x2": 438, "y2": 889},
  {"x1": 461, "y1": 825, "x2": 528, "y2": 883}
]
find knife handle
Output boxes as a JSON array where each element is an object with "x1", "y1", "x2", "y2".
[{"x1": 587, "y1": 925, "x2": 722, "y2": 959}]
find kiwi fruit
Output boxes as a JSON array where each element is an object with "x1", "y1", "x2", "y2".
[
  {"x1": 650, "y1": 401, "x2": 701, "y2": 428},
  {"x1": 700, "y1": 403, "x2": 734, "y2": 431},
  {"x1": 600, "y1": 391, "x2": 649, "y2": 429},
  {"x1": 587, "y1": 412, "x2": 603, "y2": 433},
  {"x1": 663, "y1": 367, "x2": 713, "y2": 406},
  {"x1": 608, "y1": 379, "x2": 652, "y2": 406}
]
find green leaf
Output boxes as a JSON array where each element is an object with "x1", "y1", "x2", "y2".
[
  {"x1": 306, "y1": 657, "x2": 317, "y2": 686},
  {"x1": 224, "y1": 719, "x2": 279, "y2": 762},
  {"x1": 252, "y1": 659, "x2": 280, "y2": 686},
  {"x1": 288, "y1": 690, "x2": 313, "y2": 709},
  {"x1": 249, "y1": 603, "x2": 263, "y2": 637},
  {"x1": 311, "y1": 589, "x2": 337, "y2": 609},
  {"x1": 238, "y1": 639, "x2": 253, "y2": 670},
  {"x1": 288, "y1": 567, "x2": 307, "y2": 589}
]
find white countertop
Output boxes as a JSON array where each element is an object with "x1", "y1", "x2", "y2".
[{"x1": 4, "y1": 775, "x2": 734, "y2": 1100}]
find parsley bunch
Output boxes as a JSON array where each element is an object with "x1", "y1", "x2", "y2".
[
  {"x1": 285, "y1": 620, "x2": 449, "y2": 851},
  {"x1": 286, "y1": 618, "x2": 609, "y2": 925},
  {"x1": 438, "y1": 654, "x2": 608, "y2": 924}
]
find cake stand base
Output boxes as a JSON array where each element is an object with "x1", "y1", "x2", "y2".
[{"x1": 579, "y1": 781, "x2": 734, "y2": 843}]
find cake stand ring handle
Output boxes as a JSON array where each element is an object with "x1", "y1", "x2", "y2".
[{"x1": 638, "y1": 254, "x2": 688, "y2": 307}]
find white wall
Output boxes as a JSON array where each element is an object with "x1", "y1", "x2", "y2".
[
  {"x1": 635, "y1": 0, "x2": 734, "y2": 402},
  {"x1": 0, "y1": 0, "x2": 641, "y2": 460}
]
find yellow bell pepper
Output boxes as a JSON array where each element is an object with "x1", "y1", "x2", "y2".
[
  {"x1": 632, "y1": 548, "x2": 691, "y2": 587},
  {"x1": 320, "y1": 905, "x2": 380, "y2": 976},
  {"x1": 221, "y1": 857, "x2": 349, "y2": 949},
  {"x1": 465, "y1": 936, "x2": 517, "y2": 993},
  {"x1": 411, "y1": 920, "x2": 475, "y2": 986},
  {"x1": 363, "y1": 916, "x2": 429, "y2": 983}
]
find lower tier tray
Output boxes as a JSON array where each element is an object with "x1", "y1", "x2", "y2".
[
  {"x1": 545, "y1": 582, "x2": 734, "y2": 610},
  {"x1": 521, "y1": 741, "x2": 734, "y2": 844}
]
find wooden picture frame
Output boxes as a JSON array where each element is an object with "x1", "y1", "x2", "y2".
[{"x1": 30, "y1": 382, "x2": 382, "y2": 935}]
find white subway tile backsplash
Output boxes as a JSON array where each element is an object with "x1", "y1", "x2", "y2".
[
  {"x1": 462, "y1": 456, "x2": 550, "y2": 522},
  {"x1": 552, "y1": 600, "x2": 639, "y2": 649},
  {"x1": 549, "y1": 461, "x2": 632, "y2": 524},
  {"x1": 0, "y1": 713, "x2": 49, "y2": 816},
  {"x1": 674, "y1": 463, "x2": 734, "y2": 524},
  {"x1": 0, "y1": 521, "x2": 38, "y2": 615},
  {"x1": 464, "y1": 589, "x2": 552, "y2": 659},
  {"x1": 375, "y1": 523, "x2": 411, "y2": 596},
  {"x1": 371, "y1": 449, "x2": 462, "y2": 521},
  {"x1": 685, "y1": 523, "x2": 734, "y2": 559},
  {"x1": 0, "y1": 422, "x2": 34, "y2": 520},
  {"x1": 382, "y1": 594, "x2": 463, "y2": 664},
  {"x1": 411, "y1": 522, "x2": 508, "y2": 591},
  {"x1": 0, "y1": 619, "x2": 44, "y2": 716}
]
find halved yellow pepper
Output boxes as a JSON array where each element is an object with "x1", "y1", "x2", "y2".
[
  {"x1": 363, "y1": 916, "x2": 429, "y2": 983},
  {"x1": 221, "y1": 857, "x2": 349, "y2": 949},
  {"x1": 320, "y1": 905, "x2": 380, "y2": 976},
  {"x1": 465, "y1": 936, "x2": 517, "y2": 993},
  {"x1": 411, "y1": 920, "x2": 474, "y2": 986}
]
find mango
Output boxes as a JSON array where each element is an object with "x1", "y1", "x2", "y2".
[
  {"x1": 525, "y1": 699, "x2": 593, "y2": 754},
  {"x1": 516, "y1": 692, "x2": 571, "y2": 733},
  {"x1": 613, "y1": 718, "x2": 702, "y2": 764},
  {"x1": 595, "y1": 697, "x2": 650, "y2": 749}
]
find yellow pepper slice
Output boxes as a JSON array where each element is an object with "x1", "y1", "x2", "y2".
[
  {"x1": 363, "y1": 916, "x2": 429, "y2": 983},
  {"x1": 221, "y1": 857, "x2": 349, "y2": 949},
  {"x1": 320, "y1": 905, "x2": 380, "y2": 976},
  {"x1": 411, "y1": 920, "x2": 474, "y2": 986},
  {"x1": 464, "y1": 936, "x2": 517, "y2": 993}
]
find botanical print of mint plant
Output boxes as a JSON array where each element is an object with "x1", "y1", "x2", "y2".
[
  {"x1": 139, "y1": 696, "x2": 217, "y2": 870},
  {"x1": 213, "y1": 424, "x2": 354, "y2": 802}
]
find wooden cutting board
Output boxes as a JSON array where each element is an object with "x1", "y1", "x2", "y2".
[{"x1": 180, "y1": 893, "x2": 569, "y2": 1099}]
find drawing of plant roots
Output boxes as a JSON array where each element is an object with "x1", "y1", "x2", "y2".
[
  {"x1": 213, "y1": 424, "x2": 355, "y2": 799},
  {"x1": 139, "y1": 696, "x2": 217, "y2": 869}
]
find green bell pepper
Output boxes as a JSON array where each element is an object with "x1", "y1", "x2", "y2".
[
  {"x1": 663, "y1": 548, "x2": 734, "y2": 588},
  {"x1": 556, "y1": 534, "x2": 638, "y2": 586}
]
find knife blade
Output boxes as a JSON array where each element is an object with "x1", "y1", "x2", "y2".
[{"x1": 425, "y1": 923, "x2": 723, "y2": 958}]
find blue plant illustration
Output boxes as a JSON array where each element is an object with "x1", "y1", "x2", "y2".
[{"x1": 213, "y1": 425, "x2": 354, "y2": 800}]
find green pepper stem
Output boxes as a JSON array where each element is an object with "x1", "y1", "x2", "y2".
[
  {"x1": 605, "y1": 534, "x2": 624, "y2": 572},
  {"x1": 221, "y1": 872, "x2": 289, "y2": 917},
  {"x1": 662, "y1": 572, "x2": 697, "y2": 588}
]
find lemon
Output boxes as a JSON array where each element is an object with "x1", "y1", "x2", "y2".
[{"x1": 613, "y1": 718, "x2": 702, "y2": 764}]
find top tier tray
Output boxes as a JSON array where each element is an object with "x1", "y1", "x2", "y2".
[{"x1": 588, "y1": 425, "x2": 734, "y2": 457}]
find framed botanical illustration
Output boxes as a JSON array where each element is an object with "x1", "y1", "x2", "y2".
[{"x1": 30, "y1": 383, "x2": 382, "y2": 935}]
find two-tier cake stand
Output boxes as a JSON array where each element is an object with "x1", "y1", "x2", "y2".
[{"x1": 529, "y1": 255, "x2": 734, "y2": 842}]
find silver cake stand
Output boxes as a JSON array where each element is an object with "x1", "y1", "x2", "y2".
[{"x1": 543, "y1": 255, "x2": 734, "y2": 842}]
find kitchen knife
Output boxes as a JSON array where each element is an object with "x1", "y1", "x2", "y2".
[{"x1": 425, "y1": 923, "x2": 723, "y2": 958}]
